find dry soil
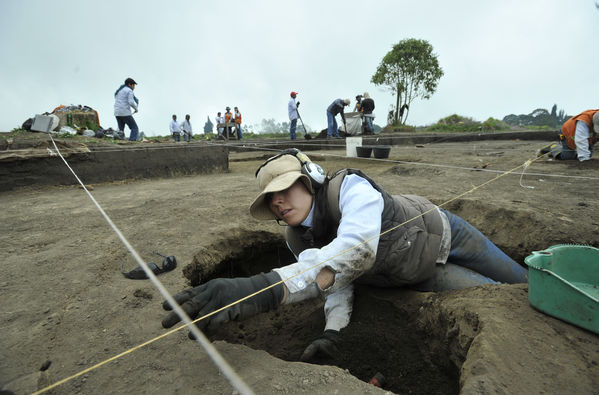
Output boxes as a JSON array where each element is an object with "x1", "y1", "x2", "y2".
[{"x1": 1, "y1": 138, "x2": 598, "y2": 394}]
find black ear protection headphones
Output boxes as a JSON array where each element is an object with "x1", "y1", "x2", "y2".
[{"x1": 255, "y1": 148, "x2": 326, "y2": 189}]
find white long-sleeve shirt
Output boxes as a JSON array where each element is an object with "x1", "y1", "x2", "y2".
[
  {"x1": 274, "y1": 173, "x2": 451, "y2": 331},
  {"x1": 169, "y1": 119, "x2": 180, "y2": 134},
  {"x1": 288, "y1": 98, "x2": 298, "y2": 121},
  {"x1": 114, "y1": 86, "x2": 138, "y2": 116},
  {"x1": 274, "y1": 174, "x2": 383, "y2": 330},
  {"x1": 574, "y1": 120, "x2": 592, "y2": 161},
  {"x1": 180, "y1": 120, "x2": 192, "y2": 135}
]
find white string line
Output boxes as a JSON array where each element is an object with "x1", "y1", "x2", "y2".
[
  {"x1": 3, "y1": 136, "x2": 542, "y2": 154},
  {"x1": 231, "y1": 142, "x2": 548, "y2": 153},
  {"x1": 46, "y1": 135, "x2": 254, "y2": 395},
  {"x1": 417, "y1": 131, "x2": 558, "y2": 145},
  {"x1": 323, "y1": 152, "x2": 599, "y2": 180},
  {"x1": 520, "y1": 160, "x2": 536, "y2": 189},
  {"x1": 217, "y1": 141, "x2": 599, "y2": 182},
  {"x1": 36, "y1": 135, "x2": 563, "y2": 392}
]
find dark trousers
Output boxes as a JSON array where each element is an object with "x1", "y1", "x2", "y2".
[
  {"x1": 116, "y1": 115, "x2": 139, "y2": 141},
  {"x1": 290, "y1": 118, "x2": 297, "y2": 139}
]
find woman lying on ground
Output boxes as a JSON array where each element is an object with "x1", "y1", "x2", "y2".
[{"x1": 162, "y1": 149, "x2": 528, "y2": 360}]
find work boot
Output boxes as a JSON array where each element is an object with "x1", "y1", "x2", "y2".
[{"x1": 537, "y1": 143, "x2": 557, "y2": 157}]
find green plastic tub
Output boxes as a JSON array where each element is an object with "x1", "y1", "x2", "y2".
[{"x1": 525, "y1": 244, "x2": 599, "y2": 334}]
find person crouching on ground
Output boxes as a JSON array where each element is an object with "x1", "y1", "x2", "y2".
[
  {"x1": 541, "y1": 109, "x2": 598, "y2": 161},
  {"x1": 161, "y1": 149, "x2": 528, "y2": 361}
]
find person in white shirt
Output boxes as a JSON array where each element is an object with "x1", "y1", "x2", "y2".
[
  {"x1": 288, "y1": 91, "x2": 299, "y2": 140},
  {"x1": 169, "y1": 114, "x2": 181, "y2": 142},
  {"x1": 215, "y1": 112, "x2": 225, "y2": 139},
  {"x1": 181, "y1": 114, "x2": 193, "y2": 142},
  {"x1": 542, "y1": 109, "x2": 598, "y2": 161},
  {"x1": 161, "y1": 149, "x2": 527, "y2": 361},
  {"x1": 113, "y1": 78, "x2": 139, "y2": 141}
]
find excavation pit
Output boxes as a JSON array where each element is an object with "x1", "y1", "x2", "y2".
[
  {"x1": 3, "y1": 138, "x2": 599, "y2": 394},
  {"x1": 184, "y1": 200, "x2": 555, "y2": 393},
  {"x1": 190, "y1": 237, "x2": 463, "y2": 394}
]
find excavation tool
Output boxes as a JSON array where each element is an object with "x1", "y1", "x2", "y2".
[{"x1": 296, "y1": 108, "x2": 308, "y2": 134}]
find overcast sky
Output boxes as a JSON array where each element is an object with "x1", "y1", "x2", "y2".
[{"x1": 1, "y1": 0, "x2": 597, "y2": 136}]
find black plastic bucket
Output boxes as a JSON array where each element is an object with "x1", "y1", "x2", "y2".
[
  {"x1": 373, "y1": 146, "x2": 391, "y2": 159},
  {"x1": 356, "y1": 146, "x2": 373, "y2": 158}
]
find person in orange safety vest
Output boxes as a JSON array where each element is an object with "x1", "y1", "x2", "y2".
[
  {"x1": 234, "y1": 106, "x2": 243, "y2": 140},
  {"x1": 223, "y1": 107, "x2": 234, "y2": 138},
  {"x1": 541, "y1": 109, "x2": 599, "y2": 161}
]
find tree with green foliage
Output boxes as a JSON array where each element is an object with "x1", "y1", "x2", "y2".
[
  {"x1": 371, "y1": 38, "x2": 444, "y2": 125},
  {"x1": 502, "y1": 104, "x2": 569, "y2": 129}
]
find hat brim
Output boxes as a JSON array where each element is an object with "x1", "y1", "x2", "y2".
[{"x1": 250, "y1": 172, "x2": 311, "y2": 220}]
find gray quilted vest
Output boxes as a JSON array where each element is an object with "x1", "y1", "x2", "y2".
[{"x1": 285, "y1": 169, "x2": 444, "y2": 286}]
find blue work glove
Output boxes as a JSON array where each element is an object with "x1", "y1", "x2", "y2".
[
  {"x1": 300, "y1": 329, "x2": 340, "y2": 361},
  {"x1": 162, "y1": 271, "x2": 284, "y2": 332}
]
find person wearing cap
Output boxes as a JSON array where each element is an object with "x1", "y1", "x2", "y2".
[
  {"x1": 360, "y1": 92, "x2": 375, "y2": 135},
  {"x1": 161, "y1": 149, "x2": 528, "y2": 362},
  {"x1": 224, "y1": 107, "x2": 234, "y2": 139},
  {"x1": 288, "y1": 92, "x2": 299, "y2": 140},
  {"x1": 169, "y1": 114, "x2": 181, "y2": 142},
  {"x1": 541, "y1": 109, "x2": 599, "y2": 161},
  {"x1": 326, "y1": 98, "x2": 350, "y2": 138},
  {"x1": 234, "y1": 107, "x2": 243, "y2": 139},
  {"x1": 113, "y1": 78, "x2": 139, "y2": 141}
]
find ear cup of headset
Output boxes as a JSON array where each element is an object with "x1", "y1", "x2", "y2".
[{"x1": 302, "y1": 162, "x2": 326, "y2": 187}]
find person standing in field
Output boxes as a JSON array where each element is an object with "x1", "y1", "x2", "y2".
[
  {"x1": 113, "y1": 77, "x2": 139, "y2": 141},
  {"x1": 224, "y1": 107, "x2": 234, "y2": 139},
  {"x1": 288, "y1": 91, "x2": 299, "y2": 140},
  {"x1": 326, "y1": 98, "x2": 350, "y2": 139},
  {"x1": 360, "y1": 92, "x2": 375, "y2": 135},
  {"x1": 170, "y1": 114, "x2": 181, "y2": 142},
  {"x1": 216, "y1": 112, "x2": 225, "y2": 139},
  {"x1": 234, "y1": 107, "x2": 243, "y2": 140},
  {"x1": 181, "y1": 114, "x2": 193, "y2": 142}
]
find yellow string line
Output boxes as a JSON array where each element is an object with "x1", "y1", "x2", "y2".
[{"x1": 34, "y1": 152, "x2": 546, "y2": 394}]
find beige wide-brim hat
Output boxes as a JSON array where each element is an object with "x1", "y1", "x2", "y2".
[
  {"x1": 593, "y1": 111, "x2": 599, "y2": 134},
  {"x1": 250, "y1": 154, "x2": 313, "y2": 220}
]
